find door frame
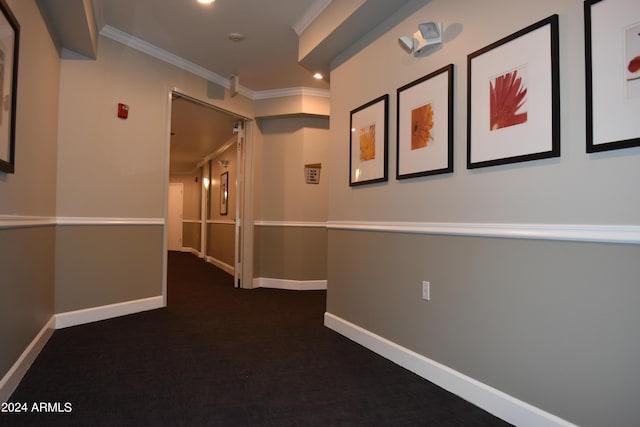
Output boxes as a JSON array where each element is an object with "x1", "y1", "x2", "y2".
[
  {"x1": 163, "y1": 87, "x2": 255, "y2": 306},
  {"x1": 233, "y1": 120, "x2": 256, "y2": 289}
]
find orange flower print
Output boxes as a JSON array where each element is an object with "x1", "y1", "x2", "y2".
[
  {"x1": 490, "y1": 69, "x2": 528, "y2": 131},
  {"x1": 411, "y1": 103, "x2": 434, "y2": 150},
  {"x1": 359, "y1": 125, "x2": 376, "y2": 161}
]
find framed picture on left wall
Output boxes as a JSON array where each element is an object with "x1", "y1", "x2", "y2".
[
  {"x1": 220, "y1": 171, "x2": 229, "y2": 215},
  {"x1": 0, "y1": 0, "x2": 19, "y2": 174},
  {"x1": 349, "y1": 94, "x2": 389, "y2": 186}
]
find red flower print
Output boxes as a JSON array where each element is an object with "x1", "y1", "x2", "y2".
[{"x1": 490, "y1": 69, "x2": 528, "y2": 131}]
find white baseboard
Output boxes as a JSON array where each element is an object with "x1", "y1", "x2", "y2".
[
  {"x1": 254, "y1": 277, "x2": 327, "y2": 290},
  {"x1": 180, "y1": 247, "x2": 201, "y2": 257},
  {"x1": 0, "y1": 316, "x2": 55, "y2": 403},
  {"x1": 55, "y1": 296, "x2": 164, "y2": 329},
  {"x1": 324, "y1": 312, "x2": 577, "y2": 427},
  {"x1": 204, "y1": 256, "x2": 234, "y2": 276}
]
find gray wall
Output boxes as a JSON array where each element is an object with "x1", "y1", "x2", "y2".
[
  {"x1": 0, "y1": 226, "x2": 55, "y2": 383},
  {"x1": 54, "y1": 34, "x2": 253, "y2": 311},
  {"x1": 0, "y1": 0, "x2": 59, "y2": 386},
  {"x1": 327, "y1": 0, "x2": 640, "y2": 426},
  {"x1": 254, "y1": 226, "x2": 327, "y2": 281},
  {"x1": 55, "y1": 225, "x2": 164, "y2": 313},
  {"x1": 328, "y1": 231, "x2": 640, "y2": 426},
  {"x1": 207, "y1": 222, "x2": 235, "y2": 267},
  {"x1": 182, "y1": 222, "x2": 201, "y2": 252},
  {"x1": 254, "y1": 116, "x2": 329, "y2": 281}
]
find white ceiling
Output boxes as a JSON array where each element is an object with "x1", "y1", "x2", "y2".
[
  {"x1": 93, "y1": 0, "x2": 331, "y2": 92},
  {"x1": 170, "y1": 95, "x2": 241, "y2": 175},
  {"x1": 93, "y1": 0, "x2": 332, "y2": 175},
  {"x1": 36, "y1": 0, "x2": 423, "y2": 174}
]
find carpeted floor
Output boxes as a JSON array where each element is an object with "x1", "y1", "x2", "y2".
[{"x1": 2, "y1": 252, "x2": 511, "y2": 426}]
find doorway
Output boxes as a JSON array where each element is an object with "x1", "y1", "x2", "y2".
[
  {"x1": 167, "y1": 182, "x2": 184, "y2": 251},
  {"x1": 165, "y1": 90, "x2": 254, "y2": 299}
]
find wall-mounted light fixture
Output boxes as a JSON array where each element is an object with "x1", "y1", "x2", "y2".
[
  {"x1": 218, "y1": 160, "x2": 229, "y2": 168},
  {"x1": 399, "y1": 22, "x2": 443, "y2": 56}
]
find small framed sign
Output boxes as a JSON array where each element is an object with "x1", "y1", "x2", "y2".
[{"x1": 304, "y1": 163, "x2": 321, "y2": 184}]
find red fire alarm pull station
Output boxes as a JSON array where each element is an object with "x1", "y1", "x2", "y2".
[{"x1": 118, "y1": 103, "x2": 129, "y2": 119}]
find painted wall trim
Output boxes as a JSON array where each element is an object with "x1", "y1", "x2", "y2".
[
  {"x1": 328, "y1": 221, "x2": 640, "y2": 245},
  {"x1": 57, "y1": 217, "x2": 164, "y2": 226},
  {"x1": 205, "y1": 255, "x2": 235, "y2": 276},
  {"x1": 55, "y1": 296, "x2": 165, "y2": 329},
  {"x1": 0, "y1": 215, "x2": 164, "y2": 228},
  {"x1": 255, "y1": 220, "x2": 328, "y2": 228},
  {"x1": 207, "y1": 219, "x2": 235, "y2": 225},
  {"x1": 324, "y1": 312, "x2": 577, "y2": 427},
  {"x1": 0, "y1": 316, "x2": 55, "y2": 403},
  {"x1": 292, "y1": 0, "x2": 333, "y2": 35},
  {"x1": 254, "y1": 277, "x2": 327, "y2": 290},
  {"x1": 181, "y1": 247, "x2": 201, "y2": 257},
  {"x1": 4, "y1": 215, "x2": 636, "y2": 244},
  {"x1": 251, "y1": 87, "x2": 330, "y2": 100},
  {"x1": 0, "y1": 215, "x2": 56, "y2": 229},
  {"x1": 99, "y1": 25, "x2": 239, "y2": 95}
]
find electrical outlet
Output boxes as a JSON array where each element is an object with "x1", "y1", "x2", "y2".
[{"x1": 422, "y1": 281, "x2": 430, "y2": 301}]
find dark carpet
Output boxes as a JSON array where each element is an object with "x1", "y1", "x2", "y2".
[{"x1": 2, "y1": 252, "x2": 511, "y2": 426}]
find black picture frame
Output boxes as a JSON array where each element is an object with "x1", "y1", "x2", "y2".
[
  {"x1": 349, "y1": 94, "x2": 389, "y2": 186},
  {"x1": 585, "y1": 0, "x2": 640, "y2": 153},
  {"x1": 0, "y1": 0, "x2": 19, "y2": 174},
  {"x1": 467, "y1": 15, "x2": 560, "y2": 169},
  {"x1": 220, "y1": 171, "x2": 228, "y2": 215},
  {"x1": 397, "y1": 64, "x2": 454, "y2": 179}
]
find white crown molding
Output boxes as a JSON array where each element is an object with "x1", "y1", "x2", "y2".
[
  {"x1": 100, "y1": 25, "x2": 232, "y2": 88},
  {"x1": 99, "y1": 25, "x2": 329, "y2": 101},
  {"x1": 252, "y1": 86, "x2": 330, "y2": 100},
  {"x1": 327, "y1": 221, "x2": 640, "y2": 245},
  {"x1": 292, "y1": 0, "x2": 332, "y2": 35}
]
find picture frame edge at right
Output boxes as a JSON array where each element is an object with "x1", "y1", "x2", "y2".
[{"x1": 585, "y1": 0, "x2": 640, "y2": 153}]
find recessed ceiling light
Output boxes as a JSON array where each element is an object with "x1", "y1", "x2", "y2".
[
  {"x1": 313, "y1": 72, "x2": 323, "y2": 80},
  {"x1": 227, "y1": 33, "x2": 245, "y2": 42},
  {"x1": 197, "y1": 0, "x2": 214, "y2": 4}
]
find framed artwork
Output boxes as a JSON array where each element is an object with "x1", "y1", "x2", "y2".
[
  {"x1": 585, "y1": 0, "x2": 640, "y2": 152},
  {"x1": 220, "y1": 171, "x2": 228, "y2": 215},
  {"x1": 467, "y1": 15, "x2": 560, "y2": 169},
  {"x1": 397, "y1": 64, "x2": 454, "y2": 179},
  {"x1": 0, "y1": 0, "x2": 19, "y2": 174},
  {"x1": 349, "y1": 94, "x2": 388, "y2": 186}
]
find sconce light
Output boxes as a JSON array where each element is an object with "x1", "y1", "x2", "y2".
[
  {"x1": 399, "y1": 22, "x2": 443, "y2": 56},
  {"x1": 218, "y1": 160, "x2": 229, "y2": 168},
  {"x1": 203, "y1": 177, "x2": 210, "y2": 189}
]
